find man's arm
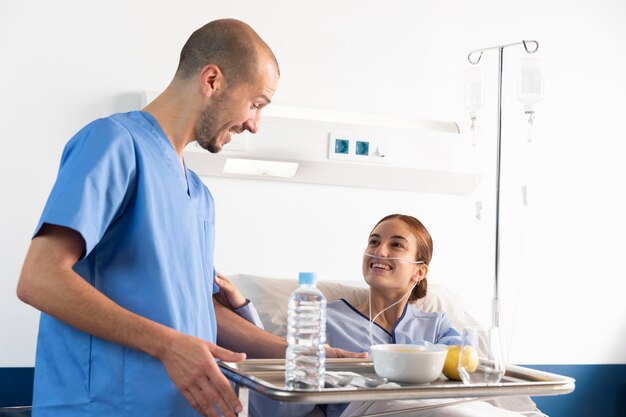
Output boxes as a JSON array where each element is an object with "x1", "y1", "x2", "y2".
[{"x1": 17, "y1": 224, "x2": 243, "y2": 417}]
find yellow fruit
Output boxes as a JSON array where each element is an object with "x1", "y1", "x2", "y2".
[{"x1": 442, "y1": 345, "x2": 479, "y2": 380}]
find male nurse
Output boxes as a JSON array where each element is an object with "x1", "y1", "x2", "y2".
[{"x1": 17, "y1": 19, "x2": 281, "y2": 417}]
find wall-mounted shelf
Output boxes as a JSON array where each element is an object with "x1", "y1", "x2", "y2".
[{"x1": 184, "y1": 105, "x2": 478, "y2": 195}]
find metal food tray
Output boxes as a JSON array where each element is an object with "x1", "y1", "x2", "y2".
[{"x1": 219, "y1": 358, "x2": 575, "y2": 404}]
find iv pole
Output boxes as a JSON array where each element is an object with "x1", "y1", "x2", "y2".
[{"x1": 467, "y1": 40, "x2": 539, "y2": 329}]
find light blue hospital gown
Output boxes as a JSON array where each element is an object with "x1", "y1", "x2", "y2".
[
  {"x1": 32, "y1": 111, "x2": 219, "y2": 417},
  {"x1": 248, "y1": 298, "x2": 462, "y2": 417}
]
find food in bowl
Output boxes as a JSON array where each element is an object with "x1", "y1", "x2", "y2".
[{"x1": 371, "y1": 344, "x2": 448, "y2": 384}]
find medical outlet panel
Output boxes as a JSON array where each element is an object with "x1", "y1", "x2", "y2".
[{"x1": 328, "y1": 132, "x2": 391, "y2": 164}]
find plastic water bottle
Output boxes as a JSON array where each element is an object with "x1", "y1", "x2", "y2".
[{"x1": 285, "y1": 272, "x2": 327, "y2": 390}]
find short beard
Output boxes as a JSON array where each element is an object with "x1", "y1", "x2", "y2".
[{"x1": 195, "y1": 100, "x2": 223, "y2": 154}]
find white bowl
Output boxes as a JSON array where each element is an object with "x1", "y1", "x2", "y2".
[{"x1": 371, "y1": 344, "x2": 448, "y2": 384}]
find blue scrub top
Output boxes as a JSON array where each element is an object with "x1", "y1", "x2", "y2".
[{"x1": 32, "y1": 111, "x2": 218, "y2": 417}]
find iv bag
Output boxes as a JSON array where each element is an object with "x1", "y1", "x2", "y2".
[
  {"x1": 518, "y1": 56, "x2": 544, "y2": 112},
  {"x1": 464, "y1": 66, "x2": 485, "y2": 118}
]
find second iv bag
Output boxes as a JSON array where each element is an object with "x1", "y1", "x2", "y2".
[
  {"x1": 464, "y1": 66, "x2": 485, "y2": 119},
  {"x1": 517, "y1": 55, "x2": 544, "y2": 113}
]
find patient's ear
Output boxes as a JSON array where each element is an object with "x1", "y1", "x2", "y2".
[{"x1": 412, "y1": 264, "x2": 428, "y2": 282}]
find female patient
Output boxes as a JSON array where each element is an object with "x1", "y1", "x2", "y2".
[
  {"x1": 326, "y1": 213, "x2": 459, "y2": 353},
  {"x1": 219, "y1": 214, "x2": 543, "y2": 417}
]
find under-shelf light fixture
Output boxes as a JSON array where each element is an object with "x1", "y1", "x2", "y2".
[{"x1": 223, "y1": 158, "x2": 299, "y2": 178}]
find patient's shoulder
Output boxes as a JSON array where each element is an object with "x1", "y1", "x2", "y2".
[{"x1": 407, "y1": 303, "x2": 446, "y2": 319}]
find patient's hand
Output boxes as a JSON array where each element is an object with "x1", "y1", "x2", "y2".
[
  {"x1": 214, "y1": 273, "x2": 247, "y2": 310},
  {"x1": 325, "y1": 344, "x2": 369, "y2": 359}
]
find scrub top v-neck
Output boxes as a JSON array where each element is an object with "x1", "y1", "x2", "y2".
[{"x1": 32, "y1": 111, "x2": 218, "y2": 417}]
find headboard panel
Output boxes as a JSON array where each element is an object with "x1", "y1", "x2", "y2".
[{"x1": 229, "y1": 274, "x2": 478, "y2": 337}]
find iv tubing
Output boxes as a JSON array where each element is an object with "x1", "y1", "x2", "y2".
[
  {"x1": 368, "y1": 281, "x2": 419, "y2": 349},
  {"x1": 363, "y1": 253, "x2": 425, "y2": 346},
  {"x1": 363, "y1": 253, "x2": 424, "y2": 265}
]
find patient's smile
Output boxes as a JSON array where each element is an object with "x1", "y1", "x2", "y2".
[{"x1": 371, "y1": 262, "x2": 392, "y2": 271}]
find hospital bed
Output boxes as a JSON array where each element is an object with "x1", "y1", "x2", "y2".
[{"x1": 225, "y1": 274, "x2": 574, "y2": 417}]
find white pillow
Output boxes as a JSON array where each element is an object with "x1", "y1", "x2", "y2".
[{"x1": 229, "y1": 274, "x2": 477, "y2": 337}]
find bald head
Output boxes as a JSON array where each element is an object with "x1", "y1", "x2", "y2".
[{"x1": 175, "y1": 19, "x2": 279, "y2": 86}]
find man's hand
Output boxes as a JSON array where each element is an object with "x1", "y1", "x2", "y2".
[
  {"x1": 159, "y1": 332, "x2": 246, "y2": 417},
  {"x1": 214, "y1": 272, "x2": 247, "y2": 310},
  {"x1": 324, "y1": 344, "x2": 369, "y2": 359}
]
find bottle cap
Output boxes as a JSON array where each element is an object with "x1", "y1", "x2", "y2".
[{"x1": 298, "y1": 272, "x2": 317, "y2": 285}]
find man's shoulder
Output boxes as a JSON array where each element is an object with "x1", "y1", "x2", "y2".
[
  {"x1": 67, "y1": 112, "x2": 152, "y2": 152},
  {"x1": 57, "y1": 113, "x2": 148, "y2": 173},
  {"x1": 70, "y1": 113, "x2": 137, "y2": 143},
  {"x1": 102, "y1": 111, "x2": 149, "y2": 139}
]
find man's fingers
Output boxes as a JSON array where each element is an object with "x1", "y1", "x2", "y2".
[
  {"x1": 181, "y1": 387, "x2": 211, "y2": 417},
  {"x1": 183, "y1": 372, "x2": 237, "y2": 417},
  {"x1": 160, "y1": 334, "x2": 244, "y2": 416},
  {"x1": 203, "y1": 357, "x2": 243, "y2": 414},
  {"x1": 195, "y1": 375, "x2": 237, "y2": 417},
  {"x1": 187, "y1": 385, "x2": 220, "y2": 417}
]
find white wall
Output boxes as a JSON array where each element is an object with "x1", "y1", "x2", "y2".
[{"x1": 1, "y1": 0, "x2": 625, "y2": 367}]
